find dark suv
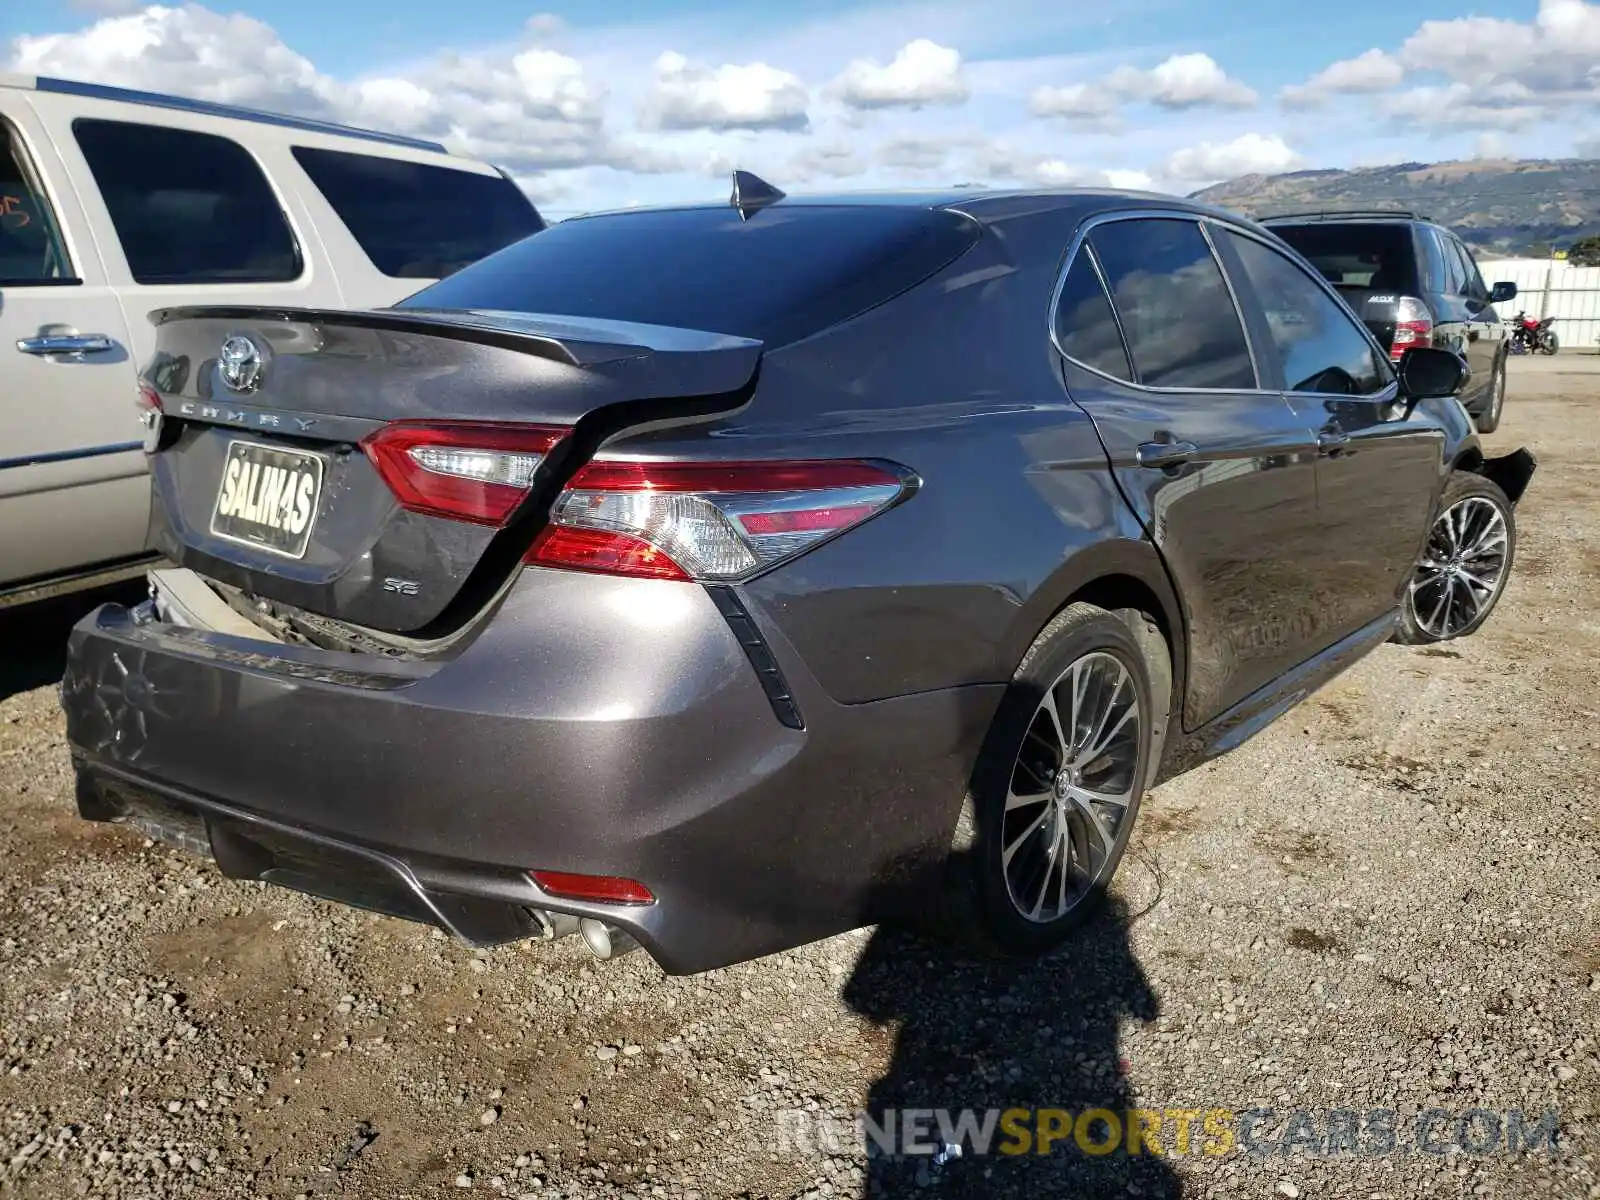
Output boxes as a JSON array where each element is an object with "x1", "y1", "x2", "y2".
[
  {"x1": 1262, "y1": 211, "x2": 1518, "y2": 433},
  {"x1": 61, "y1": 186, "x2": 1536, "y2": 974}
]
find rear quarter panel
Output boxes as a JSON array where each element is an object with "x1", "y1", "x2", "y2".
[{"x1": 596, "y1": 201, "x2": 1172, "y2": 705}]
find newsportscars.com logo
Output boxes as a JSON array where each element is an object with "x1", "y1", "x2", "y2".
[{"x1": 776, "y1": 1106, "x2": 1561, "y2": 1160}]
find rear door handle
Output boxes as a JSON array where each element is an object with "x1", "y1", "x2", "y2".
[
  {"x1": 1135, "y1": 440, "x2": 1198, "y2": 469},
  {"x1": 17, "y1": 333, "x2": 117, "y2": 356},
  {"x1": 1317, "y1": 428, "x2": 1350, "y2": 457}
]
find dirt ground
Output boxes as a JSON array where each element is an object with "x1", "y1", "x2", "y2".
[{"x1": 2, "y1": 353, "x2": 1598, "y2": 1199}]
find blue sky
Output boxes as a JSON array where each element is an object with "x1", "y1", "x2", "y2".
[{"x1": 5, "y1": 0, "x2": 1596, "y2": 213}]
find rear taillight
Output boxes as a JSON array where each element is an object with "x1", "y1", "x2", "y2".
[
  {"x1": 362, "y1": 421, "x2": 568, "y2": 527},
  {"x1": 527, "y1": 458, "x2": 911, "y2": 582},
  {"x1": 530, "y1": 870, "x2": 655, "y2": 905},
  {"x1": 1389, "y1": 296, "x2": 1434, "y2": 362}
]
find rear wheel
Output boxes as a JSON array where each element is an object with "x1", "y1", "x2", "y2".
[
  {"x1": 1473, "y1": 354, "x2": 1505, "y2": 434},
  {"x1": 1394, "y1": 472, "x2": 1516, "y2": 644},
  {"x1": 939, "y1": 603, "x2": 1169, "y2": 956},
  {"x1": 1539, "y1": 330, "x2": 1560, "y2": 356}
]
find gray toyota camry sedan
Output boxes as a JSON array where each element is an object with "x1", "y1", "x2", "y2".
[{"x1": 61, "y1": 177, "x2": 1535, "y2": 974}]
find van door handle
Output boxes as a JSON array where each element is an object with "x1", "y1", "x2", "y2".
[
  {"x1": 17, "y1": 333, "x2": 117, "y2": 356},
  {"x1": 1317, "y1": 428, "x2": 1350, "y2": 457},
  {"x1": 1136, "y1": 440, "x2": 1198, "y2": 469}
]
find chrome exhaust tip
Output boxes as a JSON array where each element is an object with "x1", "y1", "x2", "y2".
[{"x1": 578, "y1": 918, "x2": 640, "y2": 960}]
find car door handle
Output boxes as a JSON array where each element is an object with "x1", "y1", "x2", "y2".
[
  {"x1": 1135, "y1": 440, "x2": 1198, "y2": 469},
  {"x1": 16, "y1": 333, "x2": 117, "y2": 356},
  {"x1": 1317, "y1": 429, "x2": 1350, "y2": 457}
]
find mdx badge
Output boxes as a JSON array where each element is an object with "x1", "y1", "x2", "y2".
[{"x1": 219, "y1": 334, "x2": 265, "y2": 393}]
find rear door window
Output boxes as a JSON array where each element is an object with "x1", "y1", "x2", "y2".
[
  {"x1": 1088, "y1": 217, "x2": 1256, "y2": 389},
  {"x1": 72, "y1": 119, "x2": 301, "y2": 285},
  {"x1": 1222, "y1": 229, "x2": 1390, "y2": 396},
  {"x1": 1450, "y1": 237, "x2": 1488, "y2": 301},
  {"x1": 1, "y1": 120, "x2": 73, "y2": 284},
  {"x1": 291, "y1": 147, "x2": 544, "y2": 279},
  {"x1": 1052, "y1": 251, "x2": 1132, "y2": 381}
]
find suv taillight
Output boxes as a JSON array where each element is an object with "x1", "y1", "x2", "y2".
[
  {"x1": 362, "y1": 421, "x2": 569, "y2": 526},
  {"x1": 1389, "y1": 296, "x2": 1434, "y2": 362},
  {"x1": 527, "y1": 458, "x2": 913, "y2": 582}
]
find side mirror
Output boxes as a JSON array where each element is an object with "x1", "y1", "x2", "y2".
[
  {"x1": 1490, "y1": 281, "x2": 1517, "y2": 304},
  {"x1": 1397, "y1": 346, "x2": 1468, "y2": 406}
]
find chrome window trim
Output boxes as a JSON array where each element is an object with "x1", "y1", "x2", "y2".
[
  {"x1": 1047, "y1": 207, "x2": 1271, "y2": 396},
  {"x1": 1213, "y1": 220, "x2": 1401, "y2": 403}
]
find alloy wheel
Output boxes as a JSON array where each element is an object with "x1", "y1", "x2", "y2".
[
  {"x1": 1407, "y1": 496, "x2": 1509, "y2": 639},
  {"x1": 1001, "y1": 651, "x2": 1142, "y2": 923}
]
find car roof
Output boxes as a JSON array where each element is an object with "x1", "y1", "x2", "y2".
[
  {"x1": 568, "y1": 186, "x2": 1249, "y2": 227},
  {"x1": 0, "y1": 72, "x2": 449, "y2": 155}
]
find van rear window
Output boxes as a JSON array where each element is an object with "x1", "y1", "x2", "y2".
[
  {"x1": 292, "y1": 147, "x2": 544, "y2": 280},
  {"x1": 397, "y1": 204, "x2": 981, "y2": 346}
]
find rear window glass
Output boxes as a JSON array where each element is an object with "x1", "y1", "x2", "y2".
[
  {"x1": 1053, "y1": 252, "x2": 1131, "y2": 381},
  {"x1": 73, "y1": 118, "x2": 301, "y2": 285},
  {"x1": 292, "y1": 147, "x2": 544, "y2": 279},
  {"x1": 397, "y1": 205, "x2": 981, "y2": 346},
  {"x1": 1269, "y1": 223, "x2": 1415, "y2": 294}
]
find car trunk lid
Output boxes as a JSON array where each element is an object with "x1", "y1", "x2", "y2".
[{"x1": 142, "y1": 306, "x2": 762, "y2": 634}]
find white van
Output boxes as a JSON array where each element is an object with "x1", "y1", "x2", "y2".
[{"x1": 0, "y1": 74, "x2": 545, "y2": 606}]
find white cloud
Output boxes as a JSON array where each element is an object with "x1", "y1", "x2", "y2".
[
  {"x1": 1104, "y1": 169, "x2": 1157, "y2": 190},
  {"x1": 1400, "y1": 0, "x2": 1600, "y2": 94},
  {"x1": 1164, "y1": 132, "x2": 1302, "y2": 186},
  {"x1": 1028, "y1": 82, "x2": 1119, "y2": 126},
  {"x1": 1281, "y1": 49, "x2": 1404, "y2": 108},
  {"x1": 1380, "y1": 83, "x2": 1547, "y2": 131},
  {"x1": 1108, "y1": 53, "x2": 1257, "y2": 110},
  {"x1": 639, "y1": 51, "x2": 809, "y2": 131},
  {"x1": 832, "y1": 39, "x2": 969, "y2": 109}
]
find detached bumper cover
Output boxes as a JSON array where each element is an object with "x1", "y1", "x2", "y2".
[{"x1": 62, "y1": 570, "x2": 1000, "y2": 973}]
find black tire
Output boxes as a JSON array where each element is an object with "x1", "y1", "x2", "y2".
[
  {"x1": 936, "y1": 603, "x2": 1170, "y2": 957},
  {"x1": 1540, "y1": 330, "x2": 1560, "y2": 356},
  {"x1": 1393, "y1": 472, "x2": 1516, "y2": 645},
  {"x1": 1473, "y1": 354, "x2": 1505, "y2": 434}
]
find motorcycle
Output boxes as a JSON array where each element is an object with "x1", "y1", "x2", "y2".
[{"x1": 1508, "y1": 312, "x2": 1559, "y2": 355}]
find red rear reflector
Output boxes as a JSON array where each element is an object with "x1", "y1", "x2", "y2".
[
  {"x1": 530, "y1": 870, "x2": 656, "y2": 905},
  {"x1": 362, "y1": 421, "x2": 567, "y2": 527},
  {"x1": 526, "y1": 457, "x2": 911, "y2": 582}
]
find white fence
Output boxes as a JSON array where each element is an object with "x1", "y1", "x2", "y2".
[{"x1": 1479, "y1": 258, "x2": 1600, "y2": 352}]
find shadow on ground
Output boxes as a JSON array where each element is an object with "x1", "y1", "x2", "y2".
[
  {"x1": 842, "y1": 897, "x2": 1180, "y2": 1198},
  {"x1": 0, "y1": 583, "x2": 144, "y2": 702}
]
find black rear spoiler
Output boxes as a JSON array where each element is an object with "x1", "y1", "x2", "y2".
[{"x1": 147, "y1": 305, "x2": 761, "y2": 370}]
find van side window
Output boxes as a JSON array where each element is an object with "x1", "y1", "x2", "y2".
[
  {"x1": 1088, "y1": 218, "x2": 1256, "y2": 390},
  {"x1": 1053, "y1": 250, "x2": 1132, "y2": 381},
  {"x1": 0, "y1": 122, "x2": 73, "y2": 284},
  {"x1": 72, "y1": 118, "x2": 301, "y2": 285},
  {"x1": 291, "y1": 146, "x2": 544, "y2": 279}
]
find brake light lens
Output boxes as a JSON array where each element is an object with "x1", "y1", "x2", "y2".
[
  {"x1": 530, "y1": 870, "x2": 656, "y2": 905},
  {"x1": 1389, "y1": 296, "x2": 1434, "y2": 362},
  {"x1": 527, "y1": 458, "x2": 911, "y2": 582},
  {"x1": 362, "y1": 421, "x2": 568, "y2": 526}
]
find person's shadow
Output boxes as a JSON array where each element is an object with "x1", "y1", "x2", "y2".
[{"x1": 841, "y1": 895, "x2": 1182, "y2": 1198}]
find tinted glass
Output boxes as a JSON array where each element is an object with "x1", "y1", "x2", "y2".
[
  {"x1": 1270, "y1": 223, "x2": 1416, "y2": 296},
  {"x1": 292, "y1": 147, "x2": 544, "y2": 279},
  {"x1": 1053, "y1": 251, "x2": 1131, "y2": 380},
  {"x1": 1089, "y1": 218, "x2": 1255, "y2": 389},
  {"x1": 1451, "y1": 238, "x2": 1488, "y2": 300},
  {"x1": 1, "y1": 123, "x2": 72, "y2": 284},
  {"x1": 1224, "y1": 231, "x2": 1390, "y2": 396},
  {"x1": 1439, "y1": 234, "x2": 1468, "y2": 295},
  {"x1": 73, "y1": 119, "x2": 299, "y2": 285},
  {"x1": 399, "y1": 205, "x2": 980, "y2": 347}
]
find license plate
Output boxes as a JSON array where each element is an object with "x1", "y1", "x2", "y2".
[{"x1": 209, "y1": 439, "x2": 324, "y2": 559}]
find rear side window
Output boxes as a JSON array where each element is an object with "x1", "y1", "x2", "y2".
[
  {"x1": 1, "y1": 121, "x2": 73, "y2": 284},
  {"x1": 1222, "y1": 230, "x2": 1390, "y2": 396},
  {"x1": 72, "y1": 119, "x2": 300, "y2": 285},
  {"x1": 1053, "y1": 252, "x2": 1131, "y2": 381},
  {"x1": 292, "y1": 147, "x2": 544, "y2": 279},
  {"x1": 398, "y1": 204, "x2": 981, "y2": 347},
  {"x1": 1088, "y1": 218, "x2": 1255, "y2": 389},
  {"x1": 1271, "y1": 223, "x2": 1415, "y2": 296}
]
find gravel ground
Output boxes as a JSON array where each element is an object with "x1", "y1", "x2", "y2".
[{"x1": 2, "y1": 353, "x2": 1598, "y2": 1200}]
